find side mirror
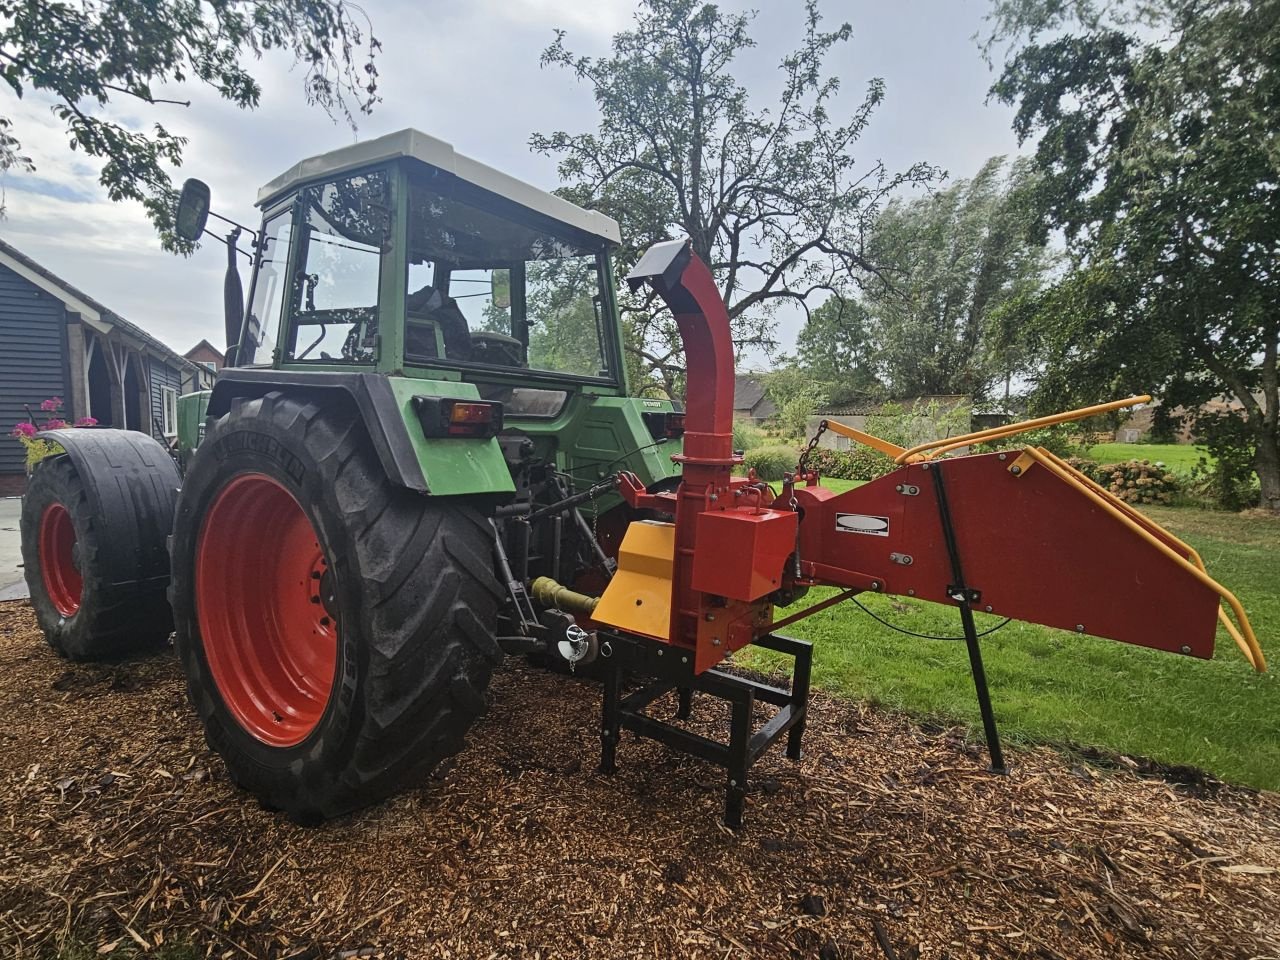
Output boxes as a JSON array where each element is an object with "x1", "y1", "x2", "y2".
[{"x1": 175, "y1": 178, "x2": 211, "y2": 242}]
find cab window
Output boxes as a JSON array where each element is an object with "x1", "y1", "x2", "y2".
[
  {"x1": 404, "y1": 174, "x2": 612, "y2": 380},
  {"x1": 285, "y1": 170, "x2": 390, "y2": 364}
]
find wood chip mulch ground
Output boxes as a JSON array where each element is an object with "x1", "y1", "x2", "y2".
[{"x1": 1, "y1": 600, "x2": 1277, "y2": 960}]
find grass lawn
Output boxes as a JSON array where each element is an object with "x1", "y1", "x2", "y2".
[
  {"x1": 1087, "y1": 442, "x2": 1211, "y2": 473},
  {"x1": 743, "y1": 490, "x2": 1280, "y2": 790}
]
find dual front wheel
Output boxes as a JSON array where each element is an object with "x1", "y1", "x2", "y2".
[{"x1": 23, "y1": 395, "x2": 503, "y2": 822}]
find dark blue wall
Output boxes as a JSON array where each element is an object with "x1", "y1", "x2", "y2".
[
  {"x1": 149, "y1": 357, "x2": 185, "y2": 437},
  {"x1": 0, "y1": 264, "x2": 68, "y2": 477}
]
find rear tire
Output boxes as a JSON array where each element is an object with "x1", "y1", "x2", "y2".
[
  {"x1": 21, "y1": 456, "x2": 173, "y2": 659},
  {"x1": 169, "y1": 392, "x2": 503, "y2": 821}
]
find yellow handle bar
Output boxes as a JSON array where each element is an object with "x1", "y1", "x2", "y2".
[
  {"x1": 893, "y1": 395, "x2": 1152, "y2": 465},
  {"x1": 818, "y1": 420, "x2": 908, "y2": 460}
]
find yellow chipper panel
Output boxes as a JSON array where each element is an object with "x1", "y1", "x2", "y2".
[{"x1": 592, "y1": 520, "x2": 675, "y2": 641}]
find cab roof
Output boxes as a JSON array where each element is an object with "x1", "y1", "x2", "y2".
[{"x1": 257, "y1": 128, "x2": 622, "y2": 245}]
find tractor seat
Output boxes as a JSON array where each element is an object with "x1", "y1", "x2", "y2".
[
  {"x1": 406, "y1": 285, "x2": 471, "y2": 361},
  {"x1": 469, "y1": 331, "x2": 525, "y2": 367}
]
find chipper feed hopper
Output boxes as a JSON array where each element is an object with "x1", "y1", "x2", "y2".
[{"x1": 18, "y1": 129, "x2": 1265, "y2": 828}]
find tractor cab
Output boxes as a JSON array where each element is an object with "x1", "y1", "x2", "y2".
[
  {"x1": 242, "y1": 129, "x2": 628, "y2": 410},
  {"x1": 173, "y1": 129, "x2": 681, "y2": 498}
]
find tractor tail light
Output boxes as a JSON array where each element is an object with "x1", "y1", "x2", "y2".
[{"x1": 413, "y1": 397, "x2": 504, "y2": 439}]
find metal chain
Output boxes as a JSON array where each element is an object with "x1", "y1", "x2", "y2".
[
  {"x1": 590, "y1": 481, "x2": 600, "y2": 543},
  {"x1": 797, "y1": 420, "x2": 828, "y2": 473}
]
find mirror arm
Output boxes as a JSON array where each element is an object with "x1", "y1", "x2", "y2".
[
  {"x1": 199, "y1": 227, "x2": 255, "y2": 262},
  {"x1": 207, "y1": 208, "x2": 258, "y2": 240}
]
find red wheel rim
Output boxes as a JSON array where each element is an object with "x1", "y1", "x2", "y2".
[
  {"x1": 39, "y1": 503, "x2": 82, "y2": 617},
  {"x1": 196, "y1": 473, "x2": 338, "y2": 747}
]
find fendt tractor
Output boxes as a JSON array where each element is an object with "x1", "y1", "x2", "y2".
[{"x1": 19, "y1": 130, "x2": 1266, "y2": 827}]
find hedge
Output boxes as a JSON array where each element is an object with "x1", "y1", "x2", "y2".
[{"x1": 741, "y1": 445, "x2": 799, "y2": 481}]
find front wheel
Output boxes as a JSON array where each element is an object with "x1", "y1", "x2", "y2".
[
  {"x1": 21, "y1": 454, "x2": 173, "y2": 659},
  {"x1": 170, "y1": 393, "x2": 504, "y2": 821}
]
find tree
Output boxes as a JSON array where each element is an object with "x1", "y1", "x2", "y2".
[
  {"x1": 0, "y1": 0, "x2": 380, "y2": 248},
  {"x1": 985, "y1": 0, "x2": 1280, "y2": 510},
  {"x1": 795, "y1": 156, "x2": 1050, "y2": 403},
  {"x1": 531, "y1": 0, "x2": 938, "y2": 395},
  {"x1": 764, "y1": 364, "x2": 827, "y2": 441},
  {"x1": 794, "y1": 294, "x2": 881, "y2": 403}
]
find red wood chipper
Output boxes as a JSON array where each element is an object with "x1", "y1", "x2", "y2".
[{"x1": 579, "y1": 239, "x2": 1265, "y2": 826}]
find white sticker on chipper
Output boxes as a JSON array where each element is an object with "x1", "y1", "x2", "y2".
[{"x1": 835, "y1": 513, "x2": 890, "y2": 537}]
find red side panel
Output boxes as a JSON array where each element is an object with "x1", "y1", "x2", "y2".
[
  {"x1": 797, "y1": 454, "x2": 1219, "y2": 659},
  {"x1": 691, "y1": 508, "x2": 798, "y2": 602}
]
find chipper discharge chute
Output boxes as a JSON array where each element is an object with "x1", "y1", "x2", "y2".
[{"x1": 18, "y1": 130, "x2": 1262, "y2": 828}]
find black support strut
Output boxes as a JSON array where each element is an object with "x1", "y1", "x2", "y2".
[
  {"x1": 928, "y1": 462, "x2": 1007, "y2": 775},
  {"x1": 597, "y1": 631, "x2": 813, "y2": 828}
]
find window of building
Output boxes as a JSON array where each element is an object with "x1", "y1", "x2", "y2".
[{"x1": 161, "y1": 386, "x2": 178, "y2": 437}]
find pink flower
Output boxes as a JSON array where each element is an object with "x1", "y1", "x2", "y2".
[
  {"x1": 43, "y1": 418, "x2": 67, "y2": 430},
  {"x1": 10, "y1": 422, "x2": 37, "y2": 439},
  {"x1": 74, "y1": 417, "x2": 98, "y2": 427},
  {"x1": 39, "y1": 397, "x2": 63, "y2": 412}
]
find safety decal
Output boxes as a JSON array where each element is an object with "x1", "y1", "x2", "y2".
[{"x1": 835, "y1": 513, "x2": 890, "y2": 537}]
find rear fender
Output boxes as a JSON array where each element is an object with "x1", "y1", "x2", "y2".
[{"x1": 207, "y1": 370, "x2": 515, "y2": 497}]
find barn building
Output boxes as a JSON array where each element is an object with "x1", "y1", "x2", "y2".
[{"x1": 0, "y1": 238, "x2": 214, "y2": 495}]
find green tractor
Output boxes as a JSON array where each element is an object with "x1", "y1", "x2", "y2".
[{"x1": 22, "y1": 129, "x2": 684, "y2": 822}]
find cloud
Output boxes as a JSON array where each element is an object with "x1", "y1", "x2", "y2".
[{"x1": 0, "y1": 0, "x2": 1023, "y2": 362}]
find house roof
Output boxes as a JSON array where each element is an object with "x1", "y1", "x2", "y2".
[
  {"x1": 733, "y1": 373, "x2": 767, "y2": 410},
  {"x1": 0, "y1": 238, "x2": 201, "y2": 374},
  {"x1": 184, "y1": 339, "x2": 225, "y2": 364},
  {"x1": 257, "y1": 128, "x2": 623, "y2": 245}
]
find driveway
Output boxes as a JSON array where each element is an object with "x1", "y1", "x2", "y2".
[{"x1": 0, "y1": 497, "x2": 26, "y2": 601}]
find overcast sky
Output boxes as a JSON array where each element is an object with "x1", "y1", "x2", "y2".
[{"x1": 0, "y1": 0, "x2": 1022, "y2": 361}]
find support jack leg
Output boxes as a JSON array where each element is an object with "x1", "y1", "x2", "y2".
[
  {"x1": 600, "y1": 657, "x2": 621, "y2": 775},
  {"x1": 931, "y1": 462, "x2": 1007, "y2": 776}
]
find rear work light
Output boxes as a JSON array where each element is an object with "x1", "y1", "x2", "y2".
[
  {"x1": 412, "y1": 397, "x2": 505, "y2": 439},
  {"x1": 642, "y1": 410, "x2": 686, "y2": 440}
]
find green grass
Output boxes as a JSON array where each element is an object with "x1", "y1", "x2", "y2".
[
  {"x1": 815, "y1": 475, "x2": 863, "y2": 494},
  {"x1": 1087, "y1": 442, "x2": 1212, "y2": 474},
  {"x1": 744, "y1": 504, "x2": 1280, "y2": 790}
]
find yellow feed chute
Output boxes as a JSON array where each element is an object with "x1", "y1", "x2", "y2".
[{"x1": 592, "y1": 521, "x2": 675, "y2": 641}]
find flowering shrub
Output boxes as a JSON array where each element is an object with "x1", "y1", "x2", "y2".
[{"x1": 9, "y1": 397, "x2": 96, "y2": 471}]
